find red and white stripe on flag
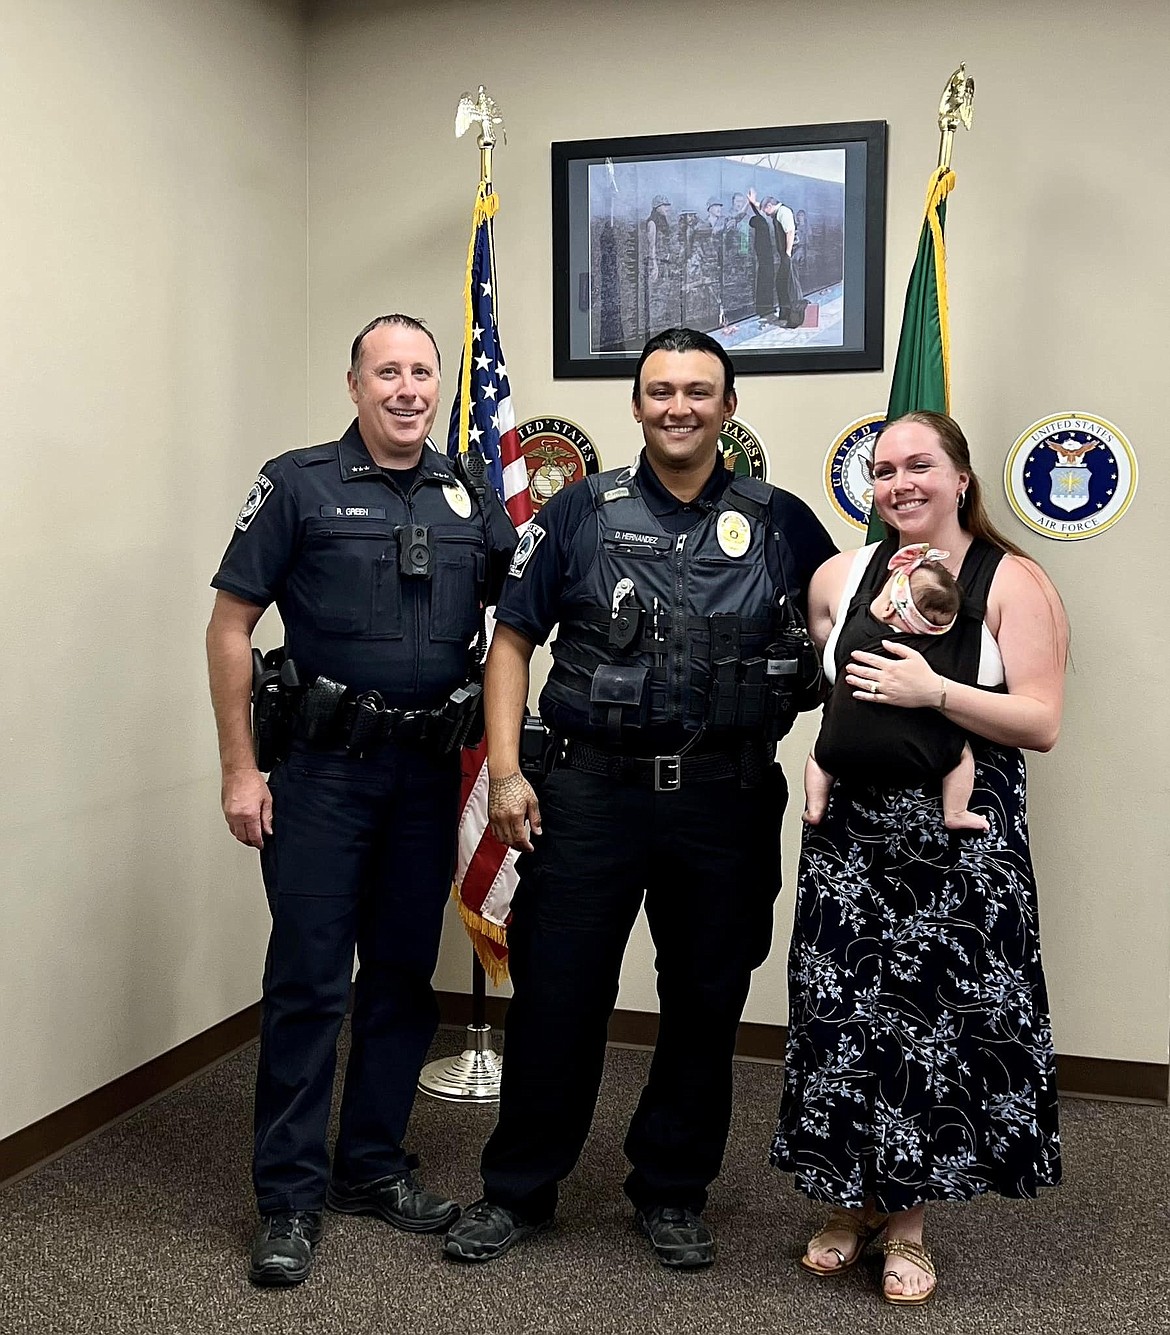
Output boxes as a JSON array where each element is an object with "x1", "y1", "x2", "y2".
[{"x1": 446, "y1": 183, "x2": 534, "y2": 983}]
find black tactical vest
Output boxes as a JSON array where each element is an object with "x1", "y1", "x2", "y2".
[
  {"x1": 277, "y1": 446, "x2": 489, "y2": 706},
  {"x1": 540, "y1": 466, "x2": 782, "y2": 743}
]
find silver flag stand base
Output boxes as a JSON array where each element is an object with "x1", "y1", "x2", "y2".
[{"x1": 418, "y1": 1024, "x2": 502, "y2": 1103}]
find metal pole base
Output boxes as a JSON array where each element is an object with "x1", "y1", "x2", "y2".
[{"x1": 417, "y1": 1023, "x2": 502, "y2": 1103}]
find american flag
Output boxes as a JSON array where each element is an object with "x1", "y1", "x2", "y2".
[{"x1": 446, "y1": 183, "x2": 532, "y2": 983}]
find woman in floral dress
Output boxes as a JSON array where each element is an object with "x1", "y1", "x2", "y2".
[{"x1": 771, "y1": 412, "x2": 1068, "y2": 1304}]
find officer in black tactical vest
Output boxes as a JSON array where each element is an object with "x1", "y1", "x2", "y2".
[
  {"x1": 443, "y1": 327, "x2": 836, "y2": 1269},
  {"x1": 206, "y1": 314, "x2": 517, "y2": 1287}
]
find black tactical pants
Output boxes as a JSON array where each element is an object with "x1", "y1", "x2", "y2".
[
  {"x1": 253, "y1": 741, "x2": 460, "y2": 1214},
  {"x1": 480, "y1": 761, "x2": 787, "y2": 1220}
]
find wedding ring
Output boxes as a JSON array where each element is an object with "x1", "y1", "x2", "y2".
[{"x1": 869, "y1": 681, "x2": 878, "y2": 695}]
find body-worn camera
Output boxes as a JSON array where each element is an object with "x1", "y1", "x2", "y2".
[{"x1": 396, "y1": 524, "x2": 432, "y2": 578}]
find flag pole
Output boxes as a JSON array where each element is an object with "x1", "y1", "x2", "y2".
[
  {"x1": 864, "y1": 65, "x2": 974, "y2": 542},
  {"x1": 418, "y1": 86, "x2": 509, "y2": 1104}
]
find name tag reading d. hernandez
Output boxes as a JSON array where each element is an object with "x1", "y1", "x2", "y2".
[{"x1": 508, "y1": 524, "x2": 547, "y2": 578}]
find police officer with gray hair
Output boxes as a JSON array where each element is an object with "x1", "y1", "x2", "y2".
[
  {"x1": 207, "y1": 314, "x2": 516, "y2": 1287},
  {"x1": 443, "y1": 327, "x2": 835, "y2": 1269}
]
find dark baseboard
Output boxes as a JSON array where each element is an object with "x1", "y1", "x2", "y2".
[
  {"x1": 0, "y1": 1003, "x2": 263, "y2": 1189},
  {"x1": 3, "y1": 994, "x2": 1165, "y2": 1189},
  {"x1": 438, "y1": 996, "x2": 1170, "y2": 1104},
  {"x1": 1054, "y1": 1054, "x2": 1169, "y2": 1103}
]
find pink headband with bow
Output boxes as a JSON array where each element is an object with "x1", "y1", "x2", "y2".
[{"x1": 887, "y1": 543, "x2": 956, "y2": 636}]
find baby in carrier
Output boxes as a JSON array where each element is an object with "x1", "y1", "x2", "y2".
[{"x1": 804, "y1": 543, "x2": 989, "y2": 833}]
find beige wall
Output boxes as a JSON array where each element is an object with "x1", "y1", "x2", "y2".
[
  {"x1": 308, "y1": 0, "x2": 1170, "y2": 1065},
  {"x1": 0, "y1": 0, "x2": 308, "y2": 1139}
]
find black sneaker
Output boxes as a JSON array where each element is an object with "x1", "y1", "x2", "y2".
[
  {"x1": 442, "y1": 1199, "x2": 551, "y2": 1262},
  {"x1": 326, "y1": 1172, "x2": 460, "y2": 1234},
  {"x1": 636, "y1": 1205, "x2": 715, "y2": 1269},
  {"x1": 248, "y1": 1210, "x2": 324, "y2": 1287}
]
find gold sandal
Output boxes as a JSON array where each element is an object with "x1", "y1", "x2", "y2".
[
  {"x1": 881, "y1": 1238, "x2": 937, "y2": 1305},
  {"x1": 799, "y1": 1207, "x2": 889, "y2": 1276}
]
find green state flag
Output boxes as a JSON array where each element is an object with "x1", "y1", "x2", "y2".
[{"x1": 867, "y1": 166, "x2": 957, "y2": 540}]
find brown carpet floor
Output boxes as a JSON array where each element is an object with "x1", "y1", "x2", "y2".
[{"x1": 2, "y1": 1027, "x2": 1168, "y2": 1335}]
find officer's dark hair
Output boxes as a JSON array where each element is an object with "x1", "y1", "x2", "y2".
[
  {"x1": 631, "y1": 327, "x2": 736, "y2": 406},
  {"x1": 350, "y1": 314, "x2": 442, "y2": 375}
]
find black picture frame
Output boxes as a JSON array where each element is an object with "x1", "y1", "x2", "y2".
[{"x1": 551, "y1": 120, "x2": 887, "y2": 379}]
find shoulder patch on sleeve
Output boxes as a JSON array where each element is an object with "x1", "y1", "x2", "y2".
[
  {"x1": 508, "y1": 524, "x2": 547, "y2": 578},
  {"x1": 235, "y1": 474, "x2": 274, "y2": 530}
]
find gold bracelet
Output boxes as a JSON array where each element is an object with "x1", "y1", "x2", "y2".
[{"x1": 937, "y1": 676, "x2": 948, "y2": 711}]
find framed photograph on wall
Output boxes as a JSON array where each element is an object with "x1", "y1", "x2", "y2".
[{"x1": 552, "y1": 120, "x2": 887, "y2": 378}]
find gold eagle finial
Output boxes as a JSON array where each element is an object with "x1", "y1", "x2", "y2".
[
  {"x1": 938, "y1": 64, "x2": 975, "y2": 134},
  {"x1": 455, "y1": 86, "x2": 506, "y2": 146}
]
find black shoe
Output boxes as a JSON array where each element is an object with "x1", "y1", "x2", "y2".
[
  {"x1": 442, "y1": 1199, "x2": 551, "y2": 1262},
  {"x1": 326, "y1": 1172, "x2": 460, "y2": 1234},
  {"x1": 248, "y1": 1210, "x2": 324, "y2": 1287},
  {"x1": 636, "y1": 1205, "x2": 715, "y2": 1269}
]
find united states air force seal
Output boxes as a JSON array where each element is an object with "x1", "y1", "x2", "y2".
[
  {"x1": 824, "y1": 414, "x2": 884, "y2": 530},
  {"x1": 516, "y1": 417, "x2": 600, "y2": 511},
  {"x1": 1004, "y1": 413, "x2": 1137, "y2": 541},
  {"x1": 718, "y1": 418, "x2": 769, "y2": 480}
]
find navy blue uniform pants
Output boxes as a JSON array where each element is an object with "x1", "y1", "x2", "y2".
[
  {"x1": 480, "y1": 762, "x2": 787, "y2": 1221},
  {"x1": 254, "y1": 742, "x2": 461, "y2": 1214}
]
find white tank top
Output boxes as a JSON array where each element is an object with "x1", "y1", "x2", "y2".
[{"x1": 822, "y1": 543, "x2": 1005, "y2": 687}]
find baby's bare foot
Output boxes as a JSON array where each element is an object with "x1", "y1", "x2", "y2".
[{"x1": 945, "y1": 808, "x2": 989, "y2": 832}]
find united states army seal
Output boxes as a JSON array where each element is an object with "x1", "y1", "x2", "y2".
[
  {"x1": 824, "y1": 414, "x2": 884, "y2": 530},
  {"x1": 1004, "y1": 413, "x2": 1138, "y2": 541},
  {"x1": 718, "y1": 418, "x2": 769, "y2": 481},
  {"x1": 516, "y1": 416, "x2": 600, "y2": 512}
]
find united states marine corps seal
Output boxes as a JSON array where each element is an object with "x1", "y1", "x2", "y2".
[
  {"x1": 718, "y1": 417, "x2": 769, "y2": 481},
  {"x1": 824, "y1": 414, "x2": 884, "y2": 530},
  {"x1": 1004, "y1": 413, "x2": 1138, "y2": 541},
  {"x1": 516, "y1": 417, "x2": 600, "y2": 512}
]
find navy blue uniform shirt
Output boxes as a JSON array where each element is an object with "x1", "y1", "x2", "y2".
[
  {"x1": 496, "y1": 451, "x2": 837, "y2": 647},
  {"x1": 212, "y1": 420, "x2": 518, "y2": 706}
]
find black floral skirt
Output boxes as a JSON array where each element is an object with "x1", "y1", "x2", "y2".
[{"x1": 770, "y1": 743, "x2": 1061, "y2": 1211}]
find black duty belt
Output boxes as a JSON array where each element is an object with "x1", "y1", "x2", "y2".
[
  {"x1": 561, "y1": 739, "x2": 766, "y2": 792},
  {"x1": 292, "y1": 679, "x2": 483, "y2": 757}
]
